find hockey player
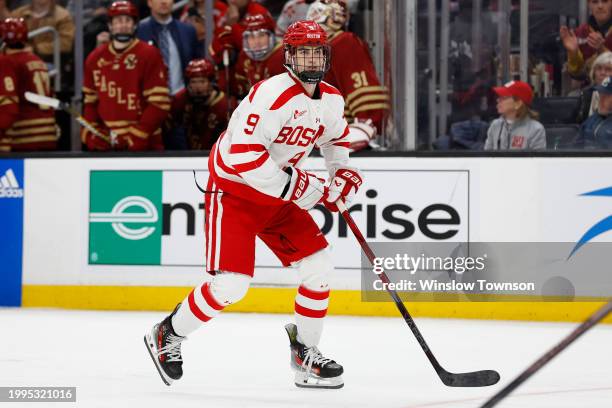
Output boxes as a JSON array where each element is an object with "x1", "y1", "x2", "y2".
[
  {"x1": 307, "y1": 0, "x2": 390, "y2": 151},
  {"x1": 0, "y1": 17, "x2": 58, "y2": 151},
  {"x1": 81, "y1": 1, "x2": 171, "y2": 151},
  {"x1": 166, "y1": 59, "x2": 229, "y2": 150},
  {"x1": 209, "y1": 0, "x2": 275, "y2": 64},
  {"x1": 145, "y1": 20, "x2": 365, "y2": 389},
  {"x1": 233, "y1": 13, "x2": 285, "y2": 99}
]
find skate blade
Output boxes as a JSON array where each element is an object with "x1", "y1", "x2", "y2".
[
  {"x1": 143, "y1": 333, "x2": 173, "y2": 386},
  {"x1": 294, "y1": 371, "x2": 344, "y2": 389}
]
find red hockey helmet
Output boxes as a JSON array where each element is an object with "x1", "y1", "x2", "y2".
[
  {"x1": 242, "y1": 14, "x2": 276, "y2": 61},
  {"x1": 185, "y1": 59, "x2": 216, "y2": 80},
  {"x1": 0, "y1": 18, "x2": 28, "y2": 46},
  {"x1": 108, "y1": 1, "x2": 139, "y2": 21},
  {"x1": 283, "y1": 20, "x2": 330, "y2": 83}
]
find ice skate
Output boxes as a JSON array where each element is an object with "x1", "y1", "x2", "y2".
[
  {"x1": 144, "y1": 304, "x2": 186, "y2": 386},
  {"x1": 284, "y1": 323, "x2": 344, "y2": 389}
]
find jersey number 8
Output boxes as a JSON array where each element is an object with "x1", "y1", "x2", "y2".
[{"x1": 244, "y1": 113, "x2": 260, "y2": 135}]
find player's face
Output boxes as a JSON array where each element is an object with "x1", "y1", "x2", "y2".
[
  {"x1": 295, "y1": 46, "x2": 326, "y2": 73},
  {"x1": 245, "y1": 31, "x2": 271, "y2": 54},
  {"x1": 110, "y1": 15, "x2": 136, "y2": 36},
  {"x1": 189, "y1": 77, "x2": 212, "y2": 97}
]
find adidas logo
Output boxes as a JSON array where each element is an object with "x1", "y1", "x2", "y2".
[{"x1": 0, "y1": 169, "x2": 23, "y2": 198}]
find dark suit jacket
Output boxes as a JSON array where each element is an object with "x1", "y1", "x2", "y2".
[{"x1": 136, "y1": 17, "x2": 204, "y2": 75}]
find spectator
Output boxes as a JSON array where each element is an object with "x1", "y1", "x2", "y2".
[
  {"x1": 560, "y1": 0, "x2": 612, "y2": 80},
  {"x1": 484, "y1": 81, "x2": 546, "y2": 150},
  {"x1": 137, "y1": 0, "x2": 204, "y2": 96},
  {"x1": 0, "y1": 18, "x2": 59, "y2": 151},
  {"x1": 232, "y1": 13, "x2": 284, "y2": 99},
  {"x1": 576, "y1": 51, "x2": 612, "y2": 123},
  {"x1": 307, "y1": 0, "x2": 389, "y2": 151},
  {"x1": 11, "y1": 0, "x2": 75, "y2": 61},
  {"x1": 576, "y1": 76, "x2": 612, "y2": 149},
  {"x1": 165, "y1": 59, "x2": 228, "y2": 149},
  {"x1": 81, "y1": 1, "x2": 171, "y2": 151}
]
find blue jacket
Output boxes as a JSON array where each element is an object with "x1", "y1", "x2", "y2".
[
  {"x1": 136, "y1": 17, "x2": 204, "y2": 74},
  {"x1": 576, "y1": 112, "x2": 612, "y2": 149}
]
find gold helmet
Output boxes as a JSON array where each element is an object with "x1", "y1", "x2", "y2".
[{"x1": 306, "y1": 0, "x2": 348, "y2": 35}]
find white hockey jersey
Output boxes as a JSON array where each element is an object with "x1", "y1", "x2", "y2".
[{"x1": 209, "y1": 71, "x2": 350, "y2": 206}]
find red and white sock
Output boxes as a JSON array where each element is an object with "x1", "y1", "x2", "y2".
[
  {"x1": 294, "y1": 285, "x2": 330, "y2": 347},
  {"x1": 171, "y1": 281, "x2": 225, "y2": 337}
]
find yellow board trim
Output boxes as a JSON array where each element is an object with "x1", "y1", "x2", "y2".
[{"x1": 21, "y1": 285, "x2": 612, "y2": 323}]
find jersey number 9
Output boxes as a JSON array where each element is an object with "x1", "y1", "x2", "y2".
[{"x1": 244, "y1": 113, "x2": 260, "y2": 135}]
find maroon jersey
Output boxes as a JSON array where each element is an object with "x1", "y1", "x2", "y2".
[
  {"x1": 0, "y1": 55, "x2": 19, "y2": 152},
  {"x1": 1, "y1": 50, "x2": 58, "y2": 151},
  {"x1": 169, "y1": 88, "x2": 229, "y2": 150},
  {"x1": 324, "y1": 31, "x2": 390, "y2": 132},
  {"x1": 82, "y1": 39, "x2": 170, "y2": 150},
  {"x1": 233, "y1": 42, "x2": 285, "y2": 98}
]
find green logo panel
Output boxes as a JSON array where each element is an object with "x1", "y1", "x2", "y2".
[{"x1": 89, "y1": 171, "x2": 162, "y2": 265}]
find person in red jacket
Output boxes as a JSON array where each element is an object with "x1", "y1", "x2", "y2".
[
  {"x1": 560, "y1": 0, "x2": 612, "y2": 79},
  {"x1": 166, "y1": 59, "x2": 229, "y2": 150},
  {"x1": 232, "y1": 13, "x2": 285, "y2": 99},
  {"x1": 307, "y1": 0, "x2": 390, "y2": 151},
  {"x1": 0, "y1": 17, "x2": 58, "y2": 152},
  {"x1": 81, "y1": 1, "x2": 171, "y2": 151}
]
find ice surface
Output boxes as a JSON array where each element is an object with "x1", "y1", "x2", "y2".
[{"x1": 1, "y1": 308, "x2": 611, "y2": 408}]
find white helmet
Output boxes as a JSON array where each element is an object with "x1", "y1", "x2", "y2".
[{"x1": 306, "y1": 0, "x2": 348, "y2": 35}]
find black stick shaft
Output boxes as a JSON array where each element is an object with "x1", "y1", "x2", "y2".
[
  {"x1": 480, "y1": 300, "x2": 612, "y2": 408},
  {"x1": 337, "y1": 201, "x2": 443, "y2": 371}
]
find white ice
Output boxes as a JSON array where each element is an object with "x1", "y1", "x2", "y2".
[{"x1": 1, "y1": 308, "x2": 611, "y2": 408}]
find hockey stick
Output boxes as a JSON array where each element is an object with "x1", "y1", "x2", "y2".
[
  {"x1": 222, "y1": 49, "x2": 232, "y2": 119},
  {"x1": 337, "y1": 200, "x2": 500, "y2": 387},
  {"x1": 24, "y1": 92, "x2": 117, "y2": 146},
  {"x1": 480, "y1": 299, "x2": 612, "y2": 407}
]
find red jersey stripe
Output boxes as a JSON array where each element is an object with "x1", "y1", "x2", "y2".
[
  {"x1": 232, "y1": 152, "x2": 270, "y2": 173},
  {"x1": 319, "y1": 82, "x2": 342, "y2": 96},
  {"x1": 248, "y1": 79, "x2": 266, "y2": 103},
  {"x1": 332, "y1": 142, "x2": 350, "y2": 148},
  {"x1": 229, "y1": 143, "x2": 266, "y2": 154},
  {"x1": 294, "y1": 303, "x2": 328, "y2": 318},
  {"x1": 298, "y1": 285, "x2": 330, "y2": 300},
  {"x1": 270, "y1": 83, "x2": 305, "y2": 110},
  {"x1": 188, "y1": 290, "x2": 212, "y2": 322}
]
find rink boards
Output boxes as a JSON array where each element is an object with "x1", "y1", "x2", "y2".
[{"x1": 2, "y1": 155, "x2": 611, "y2": 323}]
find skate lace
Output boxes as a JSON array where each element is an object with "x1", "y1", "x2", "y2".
[
  {"x1": 302, "y1": 346, "x2": 332, "y2": 373},
  {"x1": 158, "y1": 333, "x2": 185, "y2": 363}
]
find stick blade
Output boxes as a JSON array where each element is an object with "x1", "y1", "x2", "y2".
[
  {"x1": 440, "y1": 369, "x2": 500, "y2": 387},
  {"x1": 24, "y1": 92, "x2": 61, "y2": 109}
]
